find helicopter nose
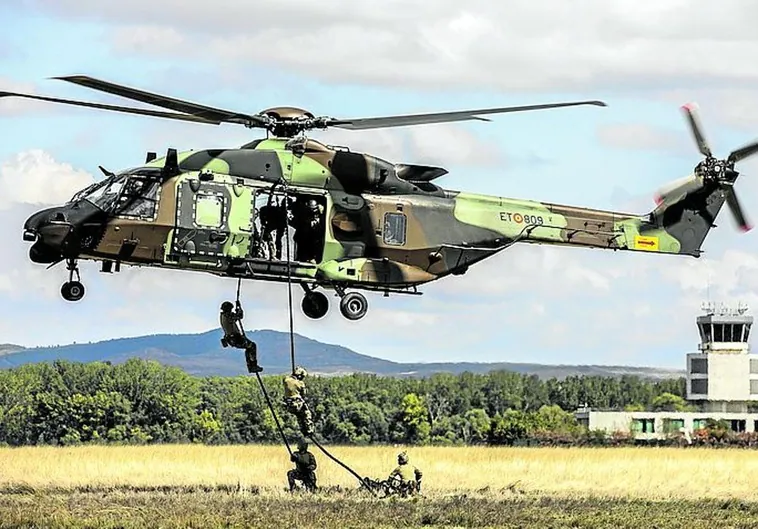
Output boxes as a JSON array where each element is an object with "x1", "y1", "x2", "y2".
[
  {"x1": 23, "y1": 200, "x2": 108, "y2": 264},
  {"x1": 23, "y1": 206, "x2": 77, "y2": 263}
]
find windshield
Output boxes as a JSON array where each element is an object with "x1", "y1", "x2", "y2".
[
  {"x1": 69, "y1": 166, "x2": 162, "y2": 211},
  {"x1": 81, "y1": 174, "x2": 128, "y2": 212},
  {"x1": 68, "y1": 180, "x2": 103, "y2": 204}
]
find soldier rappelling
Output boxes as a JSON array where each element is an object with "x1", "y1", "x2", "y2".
[
  {"x1": 219, "y1": 300, "x2": 262, "y2": 373},
  {"x1": 283, "y1": 366, "x2": 314, "y2": 437}
]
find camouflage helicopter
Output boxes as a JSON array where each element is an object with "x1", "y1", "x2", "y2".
[{"x1": 3, "y1": 77, "x2": 756, "y2": 321}]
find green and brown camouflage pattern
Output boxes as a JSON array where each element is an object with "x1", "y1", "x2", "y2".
[
  {"x1": 77, "y1": 135, "x2": 726, "y2": 294},
  {"x1": 9, "y1": 75, "x2": 746, "y2": 319}
]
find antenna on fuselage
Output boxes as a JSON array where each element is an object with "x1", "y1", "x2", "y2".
[{"x1": 161, "y1": 148, "x2": 180, "y2": 180}]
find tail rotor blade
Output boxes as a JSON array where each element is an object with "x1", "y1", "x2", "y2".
[
  {"x1": 728, "y1": 140, "x2": 758, "y2": 164},
  {"x1": 681, "y1": 102, "x2": 712, "y2": 157},
  {"x1": 725, "y1": 185, "x2": 752, "y2": 232},
  {"x1": 654, "y1": 174, "x2": 704, "y2": 205}
]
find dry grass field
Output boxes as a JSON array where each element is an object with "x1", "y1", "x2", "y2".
[{"x1": 2, "y1": 444, "x2": 758, "y2": 528}]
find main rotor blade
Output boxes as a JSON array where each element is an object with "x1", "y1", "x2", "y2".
[
  {"x1": 53, "y1": 75, "x2": 267, "y2": 127},
  {"x1": 326, "y1": 100, "x2": 608, "y2": 130},
  {"x1": 725, "y1": 185, "x2": 752, "y2": 232},
  {"x1": 729, "y1": 139, "x2": 758, "y2": 164},
  {"x1": 681, "y1": 102, "x2": 712, "y2": 157},
  {"x1": 0, "y1": 90, "x2": 221, "y2": 124}
]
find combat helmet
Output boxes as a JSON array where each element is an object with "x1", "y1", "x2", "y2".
[
  {"x1": 221, "y1": 301, "x2": 234, "y2": 312},
  {"x1": 397, "y1": 451, "x2": 408, "y2": 464},
  {"x1": 297, "y1": 439, "x2": 308, "y2": 451},
  {"x1": 294, "y1": 366, "x2": 308, "y2": 379}
]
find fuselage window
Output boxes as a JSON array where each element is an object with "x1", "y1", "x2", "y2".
[
  {"x1": 195, "y1": 193, "x2": 224, "y2": 228},
  {"x1": 383, "y1": 212, "x2": 407, "y2": 246}
]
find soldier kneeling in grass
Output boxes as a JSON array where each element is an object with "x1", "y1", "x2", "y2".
[{"x1": 288, "y1": 440, "x2": 317, "y2": 492}]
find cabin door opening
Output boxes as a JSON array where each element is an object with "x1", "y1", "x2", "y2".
[{"x1": 252, "y1": 188, "x2": 327, "y2": 264}]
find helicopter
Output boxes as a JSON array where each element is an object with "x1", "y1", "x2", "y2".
[{"x1": 2, "y1": 76, "x2": 756, "y2": 321}]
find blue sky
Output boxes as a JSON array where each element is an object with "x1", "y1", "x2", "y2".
[{"x1": 2, "y1": 1, "x2": 758, "y2": 368}]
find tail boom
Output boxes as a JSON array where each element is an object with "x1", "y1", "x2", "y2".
[{"x1": 452, "y1": 185, "x2": 727, "y2": 258}]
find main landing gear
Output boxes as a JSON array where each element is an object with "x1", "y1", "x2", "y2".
[
  {"x1": 300, "y1": 284, "x2": 368, "y2": 321},
  {"x1": 61, "y1": 258, "x2": 85, "y2": 302}
]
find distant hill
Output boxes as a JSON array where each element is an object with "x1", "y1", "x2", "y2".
[
  {"x1": 0, "y1": 329, "x2": 685, "y2": 380},
  {"x1": 0, "y1": 344, "x2": 24, "y2": 356}
]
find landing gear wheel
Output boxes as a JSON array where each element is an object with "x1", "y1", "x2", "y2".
[
  {"x1": 340, "y1": 292, "x2": 368, "y2": 321},
  {"x1": 61, "y1": 281, "x2": 85, "y2": 302},
  {"x1": 302, "y1": 291, "x2": 329, "y2": 319}
]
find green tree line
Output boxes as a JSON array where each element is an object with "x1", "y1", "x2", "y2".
[{"x1": 0, "y1": 358, "x2": 694, "y2": 447}]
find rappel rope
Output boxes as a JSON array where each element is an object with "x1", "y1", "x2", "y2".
[
  {"x1": 254, "y1": 371, "x2": 292, "y2": 456},
  {"x1": 282, "y1": 183, "x2": 296, "y2": 375},
  {"x1": 238, "y1": 178, "x2": 373, "y2": 493},
  {"x1": 302, "y1": 398, "x2": 377, "y2": 496},
  {"x1": 307, "y1": 433, "x2": 377, "y2": 496}
]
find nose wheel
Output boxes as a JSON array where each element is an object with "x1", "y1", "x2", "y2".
[{"x1": 61, "y1": 259, "x2": 85, "y2": 302}]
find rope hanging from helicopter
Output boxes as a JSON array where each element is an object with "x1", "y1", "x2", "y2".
[
  {"x1": 281, "y1": 179, "x2": 296, "y2": 376},
  {"x1": 234, "y1": 175, "x2": 374, "y2": 493}
]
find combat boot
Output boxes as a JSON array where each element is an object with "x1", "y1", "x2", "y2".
[{"x1": 245, "y1": 348, "x2": 263, "y2": 373}]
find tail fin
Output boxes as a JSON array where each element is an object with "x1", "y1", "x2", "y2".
[{"x1": 644, "y1": 179, "x2": 728, "y2": 257}]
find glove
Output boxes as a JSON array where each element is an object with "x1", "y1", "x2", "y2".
[{"x1": 290, "y1": 454, "x2": 297, "y2": 462}]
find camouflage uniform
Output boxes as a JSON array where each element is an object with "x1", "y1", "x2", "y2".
[
  {"x1": 283, "y1": 366, "x2": 314, "y2": 436},
  {"x1": 287, "y1": 440, "x2": 317, "y2": 492},
  {"x1": 219, "y1": 301, "x2": 262, "y2": 373},
  {"x1": 289, "y1": 198, "x2": 323, "y2": 263},
  {"x1": 259, "y1": 200, "x2": 287, "y2": 260},
  {"x1": 388, "y1": 452, "x2": 423, "y2": 496}
]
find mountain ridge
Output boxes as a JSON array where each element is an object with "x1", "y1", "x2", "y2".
[{"x1": 0, "y1": 329, "x2": 685, "y2": 379}]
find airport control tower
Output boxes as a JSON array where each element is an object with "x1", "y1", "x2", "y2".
[{"x1": 687, "y1": 302, "x2": 757, "y2": 412}]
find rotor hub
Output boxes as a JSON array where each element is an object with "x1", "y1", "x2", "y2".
[{"x1": 258, "y1": 107, "x2": 320, "y2": 137}]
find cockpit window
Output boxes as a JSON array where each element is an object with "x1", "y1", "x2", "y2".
[
  {"x1": 82, "y1": 175, "x2": 127, "y2": 211},
  {"x1": 116, "y1": 177, "x2": 160, "y2": 218},
  {"x1": 71, "y1": 167, "x2": 162, "y2": 219}
]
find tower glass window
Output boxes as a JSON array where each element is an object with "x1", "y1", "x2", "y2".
[
  {"x1": 702, "y1": 323, "x2": 712, "y2": 343},
  {"x1": 714, "y1": 324, "x2": 724, "y2": 343}
]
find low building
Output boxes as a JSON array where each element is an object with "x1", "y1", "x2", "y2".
[{"x1": 575, "y1": 302, "x2": 758, "y2": 440}]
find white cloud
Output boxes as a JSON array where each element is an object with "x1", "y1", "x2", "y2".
[
  {"x1": 111, "y1": 25, "x2": 186, "y2": 55},
  {"x1": 0, "y1": 77, "x2": 51, "y2": 116},
  {"x1": 656, "y1": 88, "x2": 758, "y2": 133},
  {"x1": 0, "y1": 152, "x2": 98, "y2": 310},
  {"x1": 24, "y1": 0, "x2": 758, "y2": 93},
  {"x1": 660, "y1": 249, "x2": 758, "y2": 295},
  {"x1": 0, "y1": 150, "x2": 95, "y2": 210},
  {"x1": 596, "y1": 123, "x2": 687, "y2": 153}
]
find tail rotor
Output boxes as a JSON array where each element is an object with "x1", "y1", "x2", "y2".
[{"x1": 654, "y1": 102, "x2": 758, "y2": 232}]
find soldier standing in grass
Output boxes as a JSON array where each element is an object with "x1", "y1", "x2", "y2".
[{"x1": 287, "y1": 440, "x2": 318, "y2": 492}]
